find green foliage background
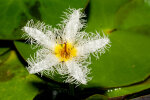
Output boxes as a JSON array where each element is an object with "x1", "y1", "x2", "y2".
[{"x1": 0, "y1": 0, "x2": 150, "y2": 99}]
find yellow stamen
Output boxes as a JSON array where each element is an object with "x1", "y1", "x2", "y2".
[{"x1": 54, "y1": 42, "x2": 77, "y2": 62}]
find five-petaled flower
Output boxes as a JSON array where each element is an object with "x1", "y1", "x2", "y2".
[{"x1": 23, "y1": 8, "x2": 110, "y2": 85}]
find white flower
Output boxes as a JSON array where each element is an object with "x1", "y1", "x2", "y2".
[{"x1": 22, "y1": 8, "x2": 110, "y2": 85}]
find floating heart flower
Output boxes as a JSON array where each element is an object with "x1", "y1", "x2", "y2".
[{"x1": 22, "y1": 8, "x2": 110, "y2": 85}]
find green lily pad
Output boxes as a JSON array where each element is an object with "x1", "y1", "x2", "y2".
[
  {"x1": 0, "y1": 0, "x2": 89, "y2": 40},
  {"x1": 84, "y1": 0, "x2": 150, "y2": 97},
  {"x1": 0, "y1": 0, "x2": 36, "y2": 40},
  {"x1": 0, "y1": 48, "x2": 10, "y2": 55},
  {"x1": 0, "y1": 48, "x2": 10, "y2": 64},
  {"x1": 115, "y1": 0, "x2": 150, "y2": 34},
  {"x1": 106, "y1": 78, "x2": 150, "y2": 98},
  {"x1": 86, "y1": 94, "x2": 108, "y2": 100},
  {"x1": 87, "y1": 30, "x2": 150, "y2": 87},
  {"x1": 86, "y1": 0, "x2": 128, "y2": 32},
  {"x1": 14, "y1": 41, "x2": 38, "y2": 60},
  {"x1": 0, "y1": 51, "x2": 44, "y2": 100},
  {"x1": 39, "y1": 0, "x2": 89, "y2": 26}
]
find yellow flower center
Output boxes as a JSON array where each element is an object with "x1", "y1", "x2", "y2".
[{"x1": 54, "y1": 42, "x2": 77, "y2": 62}]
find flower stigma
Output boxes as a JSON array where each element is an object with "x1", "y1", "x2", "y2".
[{"x1": 54, "y1": 41, "x2": 77, "y2": 62}]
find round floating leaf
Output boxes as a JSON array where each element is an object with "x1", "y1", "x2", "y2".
[
  {"x1": 0, "y1": 48, "x2": 10, "y2": 64},
  {"x1": 39, "y1": 0, "x2": 89, "y2": 26},
  {"x1": 0, "y1": 0, "x2": 36, "y2": 40},
  {"x1": 106, "y1": 78, "x2": 150, "y2": 98},
  {"x1": 0, "y1": 51, "x2": 44, "y2": 100},
  {"x1": 86, "y1": 94, "x2": 108, "y2": 100},
  {"x1": 0, "y1": 0, "x2": 89, "y2": 40},
  {"x1": 84, "y1": 0, "x2": 150, "y2": 97},
  {"x1": 86, "y1": 0, "x2": 128, "y2": 31},
  {"x1": 115, "y1": 0, "x2": 150, "y2": 35},
  {"x1": 0, "y1": 48, "x2": 10, "y2": 55},
  {"x1": 87, "y1": 30, "x2": 150, "y2": 87},
  {"x1": 14, "y1": 41, "x2": 38, "y2": 60}
]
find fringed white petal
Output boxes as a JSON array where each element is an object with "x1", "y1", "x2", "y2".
[
  {"x1": 27, "y1": 49, "x2": 59, "y2": 74},
  {"x1": 76, "y1": 34, "x2": 110, "y2": 57},
  {"x1": 23, "y1": 20, "x2": 56, "y2": 49},
  {"x1": 55, "y1": 63, "x2": 68, "y2": 75},
  {"x1": 63, "y1": 8, "x2": 86, "y2": 43},
  {"x1": 65, "y1": 60, "x2": 91, "y2": 85}
]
